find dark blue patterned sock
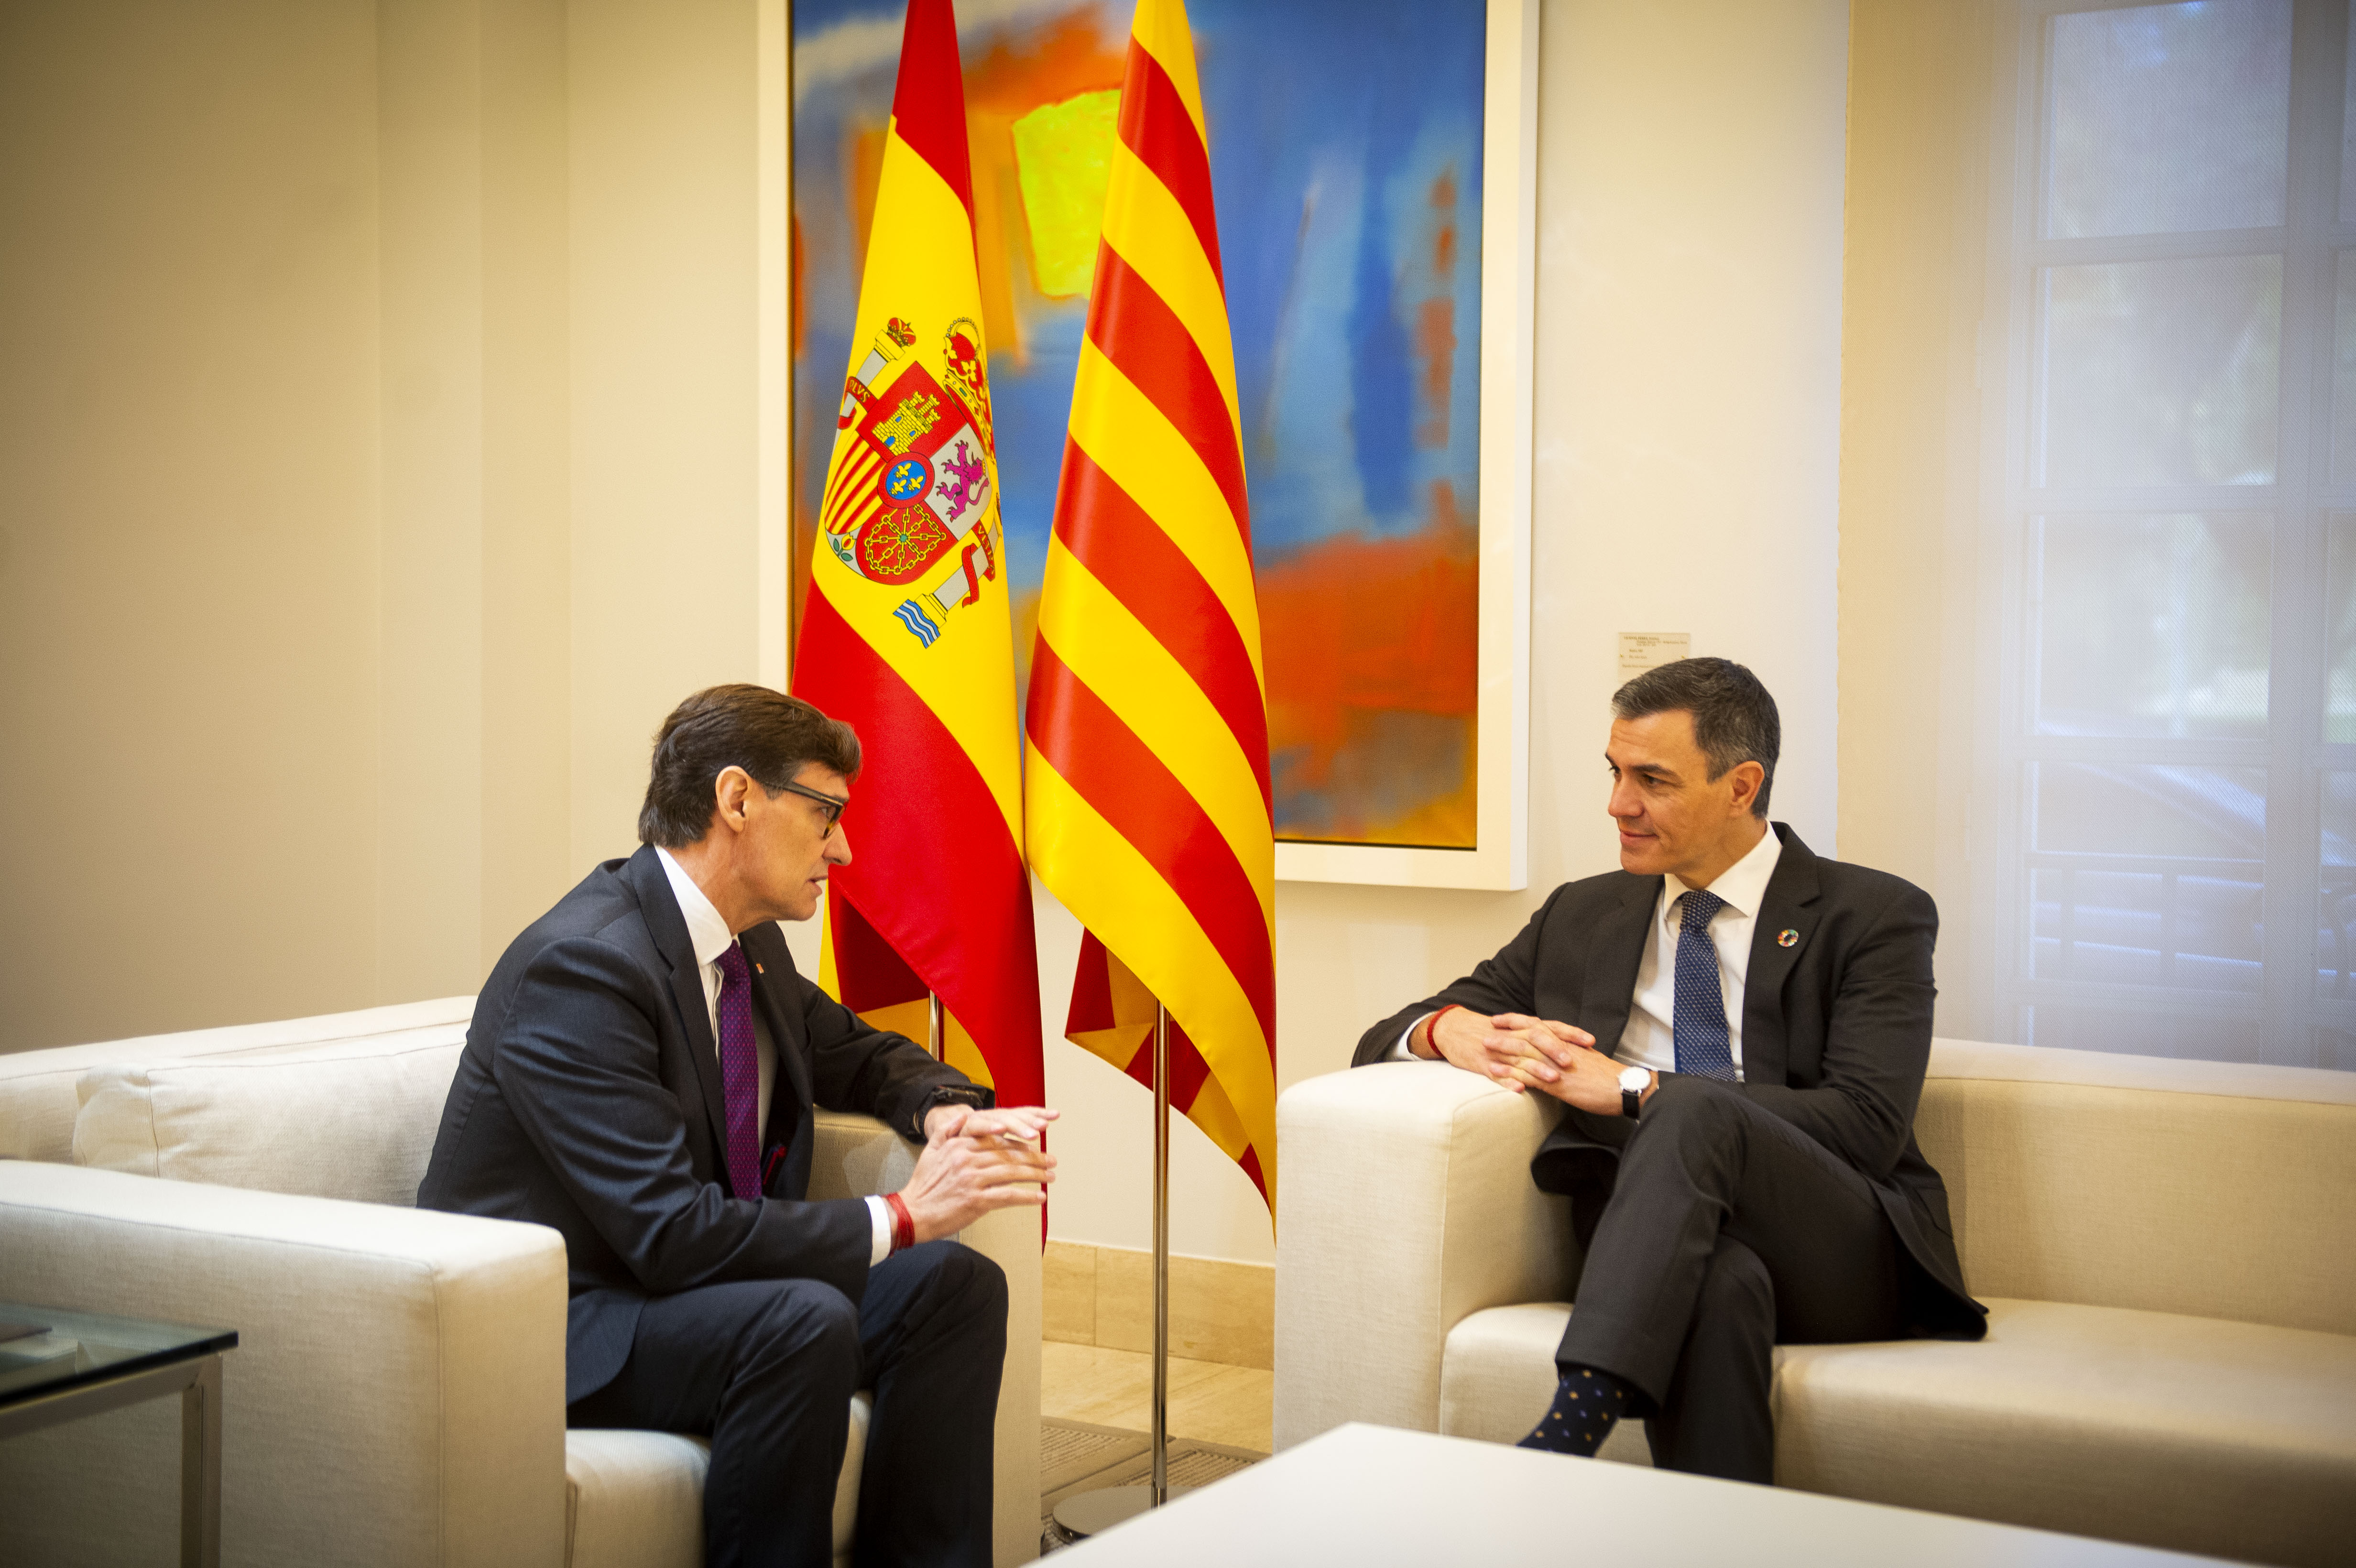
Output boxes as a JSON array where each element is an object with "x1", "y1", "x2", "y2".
[{"x1": 1515, "y1": 1365, "x2": 1635, "y2": 1456}]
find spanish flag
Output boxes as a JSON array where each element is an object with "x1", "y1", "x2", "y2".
[
  {"x1": 1025, "y1": 0, "x2": 1275, "y2": 1211},
  {"x1": 792, "y1": 0, "x2": 1043, "y2": 1110}
]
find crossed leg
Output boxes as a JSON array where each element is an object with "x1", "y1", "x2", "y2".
[{"x1": 1549, "y1": 1080, "x2": 1907, "y2": 1482}]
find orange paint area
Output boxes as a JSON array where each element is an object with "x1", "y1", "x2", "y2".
[{"x1": 1261, "y1": 484, "x2": 1478, "y2": 849}]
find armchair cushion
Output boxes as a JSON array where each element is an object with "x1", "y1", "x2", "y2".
[
  {"x1": 0, "y1": 996, "x2": 474, "y2": 1165},
  {"x1": 1913, "y1": 1041, "x2": 2356, "y2": 1335},
  {"x1": 74, "y1": 1031, "x2": 466, "y2": 1205},
  {"x1": 1432, "y1": 1294, "x2": 2356, "y2": 1568},
  {"x1": 1774, "y1": 1298, "x2": 2356, "y2": 1568},
  {"x1": 562, "y1": 1395, "x2": 867, "y2": 1568},
  {"x1": 1436, "y1": 1302, "x2": 1649, "y2": 1464}
]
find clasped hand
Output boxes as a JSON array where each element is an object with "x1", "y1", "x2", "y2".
[
  {"x1": 898, "y1": 1104, "x2": 1059, "y2": 1243},
  {"x1": 1426, "y1": 1009, "x2": 1627, "y2": 1114}
]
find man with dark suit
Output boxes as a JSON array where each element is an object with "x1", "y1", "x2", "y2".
[
  {"x1": 1354, "y1": 657, "x2": 1983, "y2": 1482},
  {"x1": 419, "y1": 684, "x2": 1055, "y2": 1568}
]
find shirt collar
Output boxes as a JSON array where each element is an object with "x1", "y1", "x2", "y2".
[
  {"x1": 1664, "y1": 822, "x2": 1784, "y2": 922},
  {"x1": 654, "y1": 847, "x2": 736, "y2": 969}
]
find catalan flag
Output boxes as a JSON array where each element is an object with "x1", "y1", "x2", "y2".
[
  {"x1": 793, "y1": 0, "x2": 1043, "y2": 1109},
  {"x1": 1025, "y1": 0, "x2": 1275, "y2": 1210}
]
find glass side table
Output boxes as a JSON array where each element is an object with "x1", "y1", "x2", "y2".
[{"x1": 0, "y1": 1303, "x2": 239, "y2": 1568}]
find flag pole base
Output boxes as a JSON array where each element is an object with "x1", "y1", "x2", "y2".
[{"x1": 1047, "y1": 1484, "x2": 1195, "y2": 1545}]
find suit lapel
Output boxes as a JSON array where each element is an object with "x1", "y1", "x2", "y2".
[
  {"x1": 742, "y1": 923, "x2": 815, "y2": 1113},
  {"x1": 1740, "y1": 824, "x2": 1821, "y2": 1087},
  {"x1": 624, "y1": 847, "x2": 732, "y2": 1154},
  {"x1": 1586, "y1": 876, "x2": 1660, "y2": 1056}
]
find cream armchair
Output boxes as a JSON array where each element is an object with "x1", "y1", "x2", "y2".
[
  {"x1": 1273, "y1": 1039, "x2": 2356, "y2": 1568},
  {"x1": 0, "y1": 999, "x2": 1040, "y2": 1568}
]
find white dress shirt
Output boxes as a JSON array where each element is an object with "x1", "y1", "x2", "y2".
[
  {"x1": 655, "y1": 848, "x2": 894, "y2": 1264},
  {"x1": 1391, "y1": 824, "x2": 1784, "y2": 1084},
  {"x1": 1616, "y1": 825, "x2": 1783, "y2": 1080}
]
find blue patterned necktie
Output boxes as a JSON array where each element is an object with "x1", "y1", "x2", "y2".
[{"x1": 1673, "y1": 889, "x2": 1737, "y2": 1080}]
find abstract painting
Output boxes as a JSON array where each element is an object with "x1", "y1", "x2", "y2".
[{"x1": 792, "y1": 0, "x2": 1494, "y2": 852}]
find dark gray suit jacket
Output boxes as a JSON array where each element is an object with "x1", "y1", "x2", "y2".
[
  {"x1": 417, "y1": 845, "x2": 987, "y2": 1403},
  {"x1": 1354, "y1": 825, "x2": 1983, "y2": 1337}
]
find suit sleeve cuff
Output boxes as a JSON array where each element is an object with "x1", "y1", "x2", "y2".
[
  {"x1": 905, "y1": 1082, "x2": 992, "y2": 1142},
  {"x1": 1389, "y1": 1013, "x2": 1437, "y2": 1061},
  {"x1": 865, "y1": 1195, "x2": 892, "y2": 1266}
]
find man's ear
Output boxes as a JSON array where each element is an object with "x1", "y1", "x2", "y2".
[
  {"x1": 711, "y1": 765, "x2": 755, "y2": 832},
  {"x1": 1728, "y1": 760, "x2": 1765, "y2": 816}
]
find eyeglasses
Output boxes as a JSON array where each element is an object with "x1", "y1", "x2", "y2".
[{"x1": 770, "y1": 778, "x2": 850, "y2": 830}]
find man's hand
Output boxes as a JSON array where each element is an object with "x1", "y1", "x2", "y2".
[
  {"x1": 1421, "y1": 1009, "x2": 1636, "y2": 1114},
  {"x1": 1493, "y1": 1019, "x2": 1640, "y2": 1115},
  {"x1": 1420, "y1": 1006, "x2": 1589, "y2": 1088},
  {"x1": 898, "y1": 1104, "x2": 1059, "y2": 1242}
]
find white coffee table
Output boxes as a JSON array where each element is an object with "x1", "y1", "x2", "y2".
[{"x1": 1046, "y1": 1423, "x2": 2243, "y2": 1565}]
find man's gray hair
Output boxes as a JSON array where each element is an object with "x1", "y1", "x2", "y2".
[{"x1": 1611, "y1": 657, "x2": 1779, "y2": 819}]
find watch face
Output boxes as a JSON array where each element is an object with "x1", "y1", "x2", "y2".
[{"x1": 1619, "y1": 1067, "x2": 1649, "y2": 1092}]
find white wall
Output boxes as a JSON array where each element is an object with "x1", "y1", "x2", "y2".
[
  {"x1": 1041, "y1": 0, "x2": 1854, "y2": 1264},
  {"x1": 0, "y1": 0, "x2": 767, "y2": 1051},
  {"x1": 568, "y1": 0, "x2": 766, "y2": 871},
  {"x1": 0, "y1": 0, "x2": 387, "y2": 1049},
  {"x1": 1836, "y1": 0, "x2": 1996, "y2": 1041}
]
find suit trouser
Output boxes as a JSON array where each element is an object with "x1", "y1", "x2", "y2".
[
  {"x1": 567, "y1": 1240, "x2": 1006, "y2": 1568},
  {"x1": 1551, "y1": 1079, "x2": 1905, "y2": 1484}
]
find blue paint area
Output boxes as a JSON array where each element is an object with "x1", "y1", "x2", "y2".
[{"x1": 1345, "y1": 172, "x2": 1415, "y2": 521}]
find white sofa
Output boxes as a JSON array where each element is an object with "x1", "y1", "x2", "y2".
[
  {"x1": 0, "y1": 997, "x2": 1040, "y2": 1568},
  {"x1": 1273, "y1": 1038, "x2": 2356, "y2": 1568}
]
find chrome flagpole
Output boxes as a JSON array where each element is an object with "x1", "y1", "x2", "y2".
[
  {"x1": 1045, "y1": 998, "x2": 1189, "y2": 1544},
  {"x1": 1151, "y1": 1001, "x2": 1170, "y2": 1504}
]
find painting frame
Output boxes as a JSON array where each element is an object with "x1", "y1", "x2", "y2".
[
  {"x1": 1267, "y1": 0, "x2": 1535, "y2": 892},
  {"x1": 763, "y1": 0, "x2": 1535, "y2": 892}
]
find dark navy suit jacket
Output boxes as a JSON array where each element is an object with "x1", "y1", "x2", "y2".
[
  {"x1": 1354, "y1": 825, "x2": 1984, "y2": 1337},
  {"x1": 417, "y1": 844, "x2": 986, "y2": 1402}
]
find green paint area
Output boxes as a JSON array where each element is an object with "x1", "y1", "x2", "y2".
[{"x1": 1011, "y1": 89, "x2": 1122, "y2": 299}]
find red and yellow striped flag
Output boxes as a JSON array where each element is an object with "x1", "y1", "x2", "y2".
[
  {"x1": 1025, "y1": 0, "x2": 1274, "y2": 1210},
  {"x1": 793, "y1": 0, "x2": 1042, "y2": 1108}
]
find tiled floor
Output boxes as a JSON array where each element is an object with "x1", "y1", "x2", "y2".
[{"x1": 1038, "y1": 1340, "x2": 1274, "y2": 1454}]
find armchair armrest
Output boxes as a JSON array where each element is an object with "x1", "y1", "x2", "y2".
[
  {"x1": 807, "y1": 1111, "x2": 1040, "y2": 1568},
  {"x1": 1272, "y1": 1063, "x2": 1575, "y2": 1451},
  {"x1": 0, "y1": 1161, "x2": 566, "y2": 1568}
]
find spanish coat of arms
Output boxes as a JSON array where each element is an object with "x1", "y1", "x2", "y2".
[{"x1": 823, "y1": 320, "x2": 999, "y2": 647}]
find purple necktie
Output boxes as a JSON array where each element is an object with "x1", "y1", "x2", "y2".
[{"x1": 714, "y1": 943, "x2": 763, "y2": 1199}]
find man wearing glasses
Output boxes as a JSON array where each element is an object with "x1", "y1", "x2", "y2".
[{"x1": 420, "y1": 684, "x2": 1054, "y2": 1568}]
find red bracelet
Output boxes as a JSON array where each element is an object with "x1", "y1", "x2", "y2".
[
  {"x1": 1423, "y1": 1004, "x2": 1465, "y2": 1057},
  {"x1": 884, "y1": 1192, "x2": 916, "y2": 1254}
]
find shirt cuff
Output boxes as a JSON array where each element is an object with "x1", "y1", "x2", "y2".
[
  {"x1": 865, "y1": 1195, "x2": 892, "y2": 1266},
  {"x1": 1389, "y1": 1013, "x2": 1439, "y2": 1061}
]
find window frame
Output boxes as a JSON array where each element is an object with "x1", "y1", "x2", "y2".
[{"x1": 1976, "y1": 0, "x2": 2354, "y2": 1065}]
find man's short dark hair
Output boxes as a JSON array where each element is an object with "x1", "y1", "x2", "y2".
[
  {"x1": 1611, "y1": 657, "x2": 1779, "y2": 818},
  {"x1": 637, "y1": 685, "x2": 862, "y2": 848}
]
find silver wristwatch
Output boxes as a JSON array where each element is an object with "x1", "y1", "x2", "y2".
[{"x1": 1618, "y1": 1066, "x2": 1651, "y2": 1121}]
